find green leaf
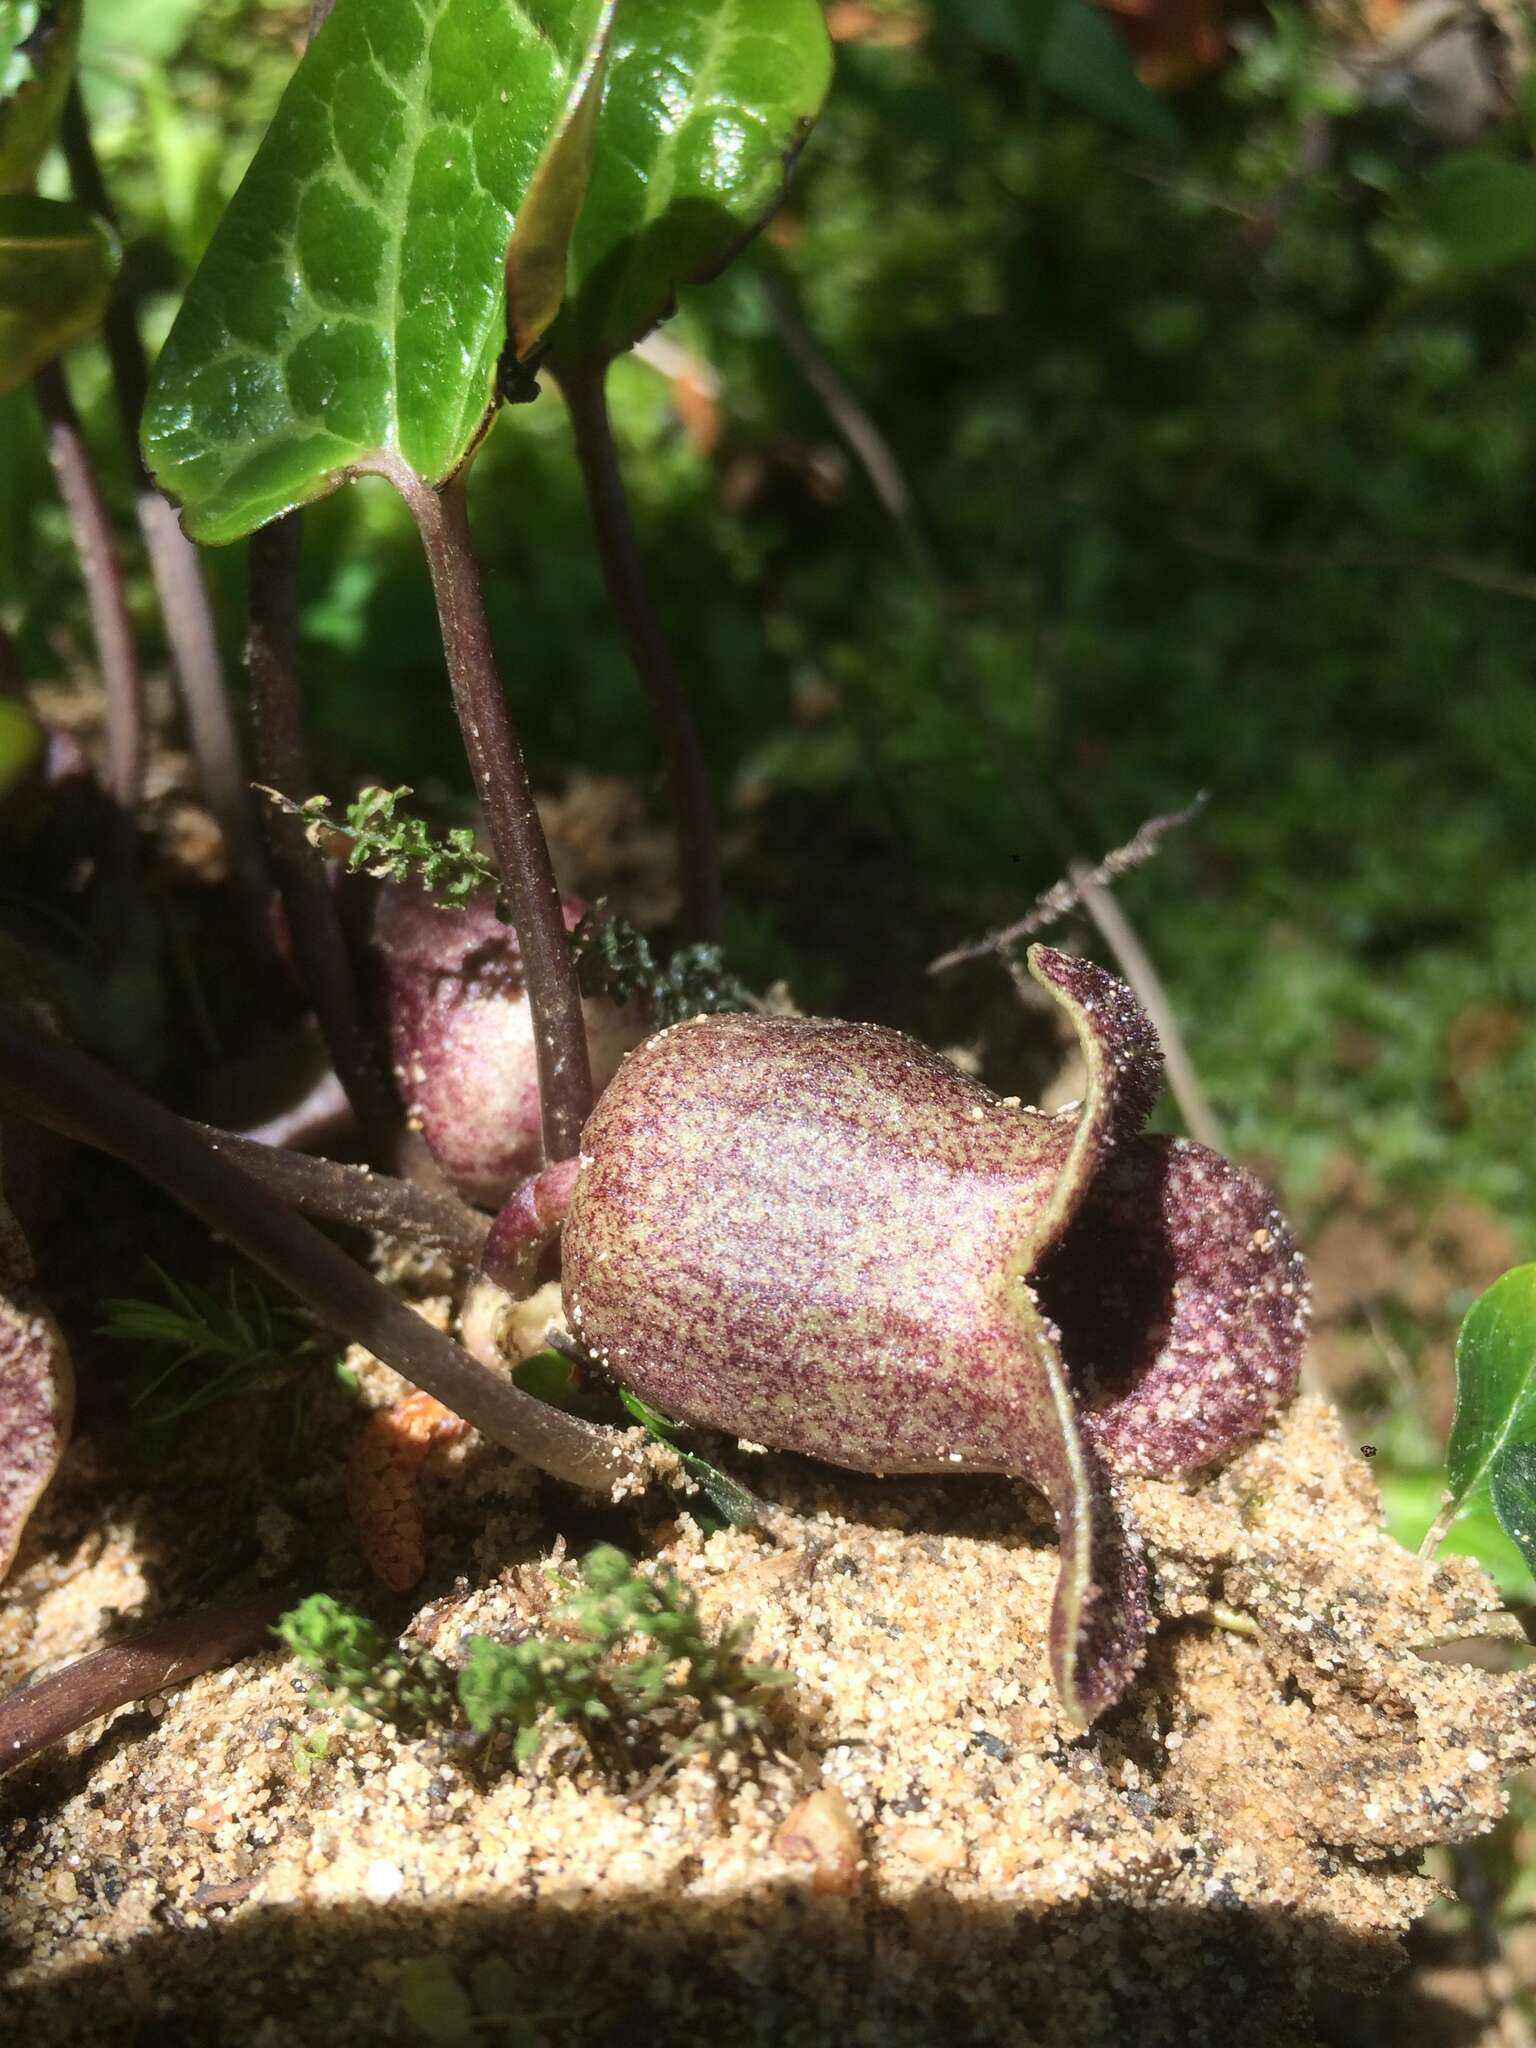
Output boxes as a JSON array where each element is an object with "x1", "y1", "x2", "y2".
[
  {"x1": 79, "y1": 0, "x2": 199, "y2": 73},
  {"x1": 0, "y1": 192, "x2": 116, "y2": 397},
  {"x1": 1379, "y1": 1466, "x2": 1534, "y2": 1600},
  {"x1": 1445, "y1": 1264, "x2": 1536, "y2": 1522},
  {"x1": 1422, "y1": 155, "x2": 1536, "y2": 273},
  {"x1": 141, "y1": 0, "x2": 614, "y2": 545},
  {"x1": 1490, "y1": 1443, "x2": 1536, "y2": 1580},
  {"x1": 511, "y1": 1345, "x2": 623, "y2": 1424},
  {"x1": 397, "y1": 1958, "x2": 478, "y2": 2047},
  {"x1": 931, "y1": 0, "x2": 1178, "y2": 151},
  {"x1": 1041, "y1": 0, "x2": 1180, "y2": 152},
  {"x1": 617, "y1": 1387, "x2": 762, "y2": 1527},
  {"x1": 468, "y1": 1956, "x2": 523, "y2": 2018},
  {"x1": 0, "y1": 1, "x2": 81, "y2": 196},
  {"x1": 549, "y1": 0, "x2": 834, "y2": 367},
  {"x1": 502, "y1": 0, "x2": 615, "y2": 363}
]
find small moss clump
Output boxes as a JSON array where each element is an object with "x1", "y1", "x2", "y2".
[{"x1": 278, "y1": 1545, "x2": 791, "y2": 1768}]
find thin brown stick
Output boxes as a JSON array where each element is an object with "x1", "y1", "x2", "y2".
[
  {"x1": 761, "y1": 270, "x2": 943, "y2": 588},
  {"x1": 246, "y1": 515, "x2": 398, "y2": 1146},
  {"x1": 138, "y1": 489, "x2": 271, "y2": 924},
  {"x1": 197, "y1": 1123, "x2": 489, "y2": 1265},
  {"x1": 0, "y1": 1590, "x2": 287, "y2": 1777},
  {"x1": 0, "y1": 1016, "x2": 641, "y2": 1492},
  {"x1": 33, "y1": 362, "x2": 144, "y2": 821},
  {"x1": 390, "y1": 463, "x2": 593, "y2": 1162},
  {"x1": 557, "y1": 361, "x2": 723, "y2": 941},
  {"x1": 59, "y1": 84, "x2": 270, "y2": 938},
  {"x1": 929, "y1": 799, "x2": 1206, "y2": 974}
]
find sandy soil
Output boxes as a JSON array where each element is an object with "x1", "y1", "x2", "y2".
[{"x1": 3, "y1": 1378, "x2": 1533, "y2": 2048}]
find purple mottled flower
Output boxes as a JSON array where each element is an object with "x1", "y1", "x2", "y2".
[
  {"x1": 370, "y1": 883, "x2": 646, "y2": 1208},
  {"x1": 556, "y1": 946, "x2": 1308, "y2": 1723}
]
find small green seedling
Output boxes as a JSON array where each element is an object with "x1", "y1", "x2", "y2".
[
  {"x1": 98, "y1": 1264, "x2": 337, "y2": 1448},
  {"x1": 396, "y1": 1953, "x2": 578, "y2": 2047},
  {"x1": 277, "y1": 1592, "x2": 454, "y2": 1732}
]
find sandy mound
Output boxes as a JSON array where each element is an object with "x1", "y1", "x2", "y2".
[{"x1": 2, "y1": 1394, "x2": 1533, "y2": 2046}]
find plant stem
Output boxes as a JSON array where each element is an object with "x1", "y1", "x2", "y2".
[
  {"x1": 556, "y1": 361, "x2": 723, "y2": 942},
  {"x1": 59, "y1": 84, "x2": 271, "y2": 939},
  {"x1": 392, "y1": 465, "x2": 592, "y2": 1161},
  {"x1": 1419, "y1": 1495, "x2": 1459, "y2": 1562},
  {"x1": 196, "y1": 1123, "x2": 489, "y2": 1266},
  {"x1": 0, "y1": 1016, "x2": 640, "y2": 1492},
  {"x1": 33, "y1": 362, "x2": 144, "y2": 824},
  {"x1": 760, "y1": 269, "x2": 944, "y2": 588},
  {"x1": 245, "y1": 515, "x2": 398, "y2": 1148},
  {"x1": 0, "y1": 1589, "x2": 288, "y2": 1778}
]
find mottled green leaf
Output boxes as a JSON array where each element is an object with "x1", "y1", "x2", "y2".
[
  {"x1": 0, "y1": 0, "x2": 80, "y2": 196},
  {"x1": 503, "y1": 0, "x2": 614, "y2": 363},
  {"x1": 1445, "y1": 1264, "x2": 1536, "y2": 1523},
  {"x1": 549, "y1": 0, "x2": 833, "y2": 367},
  {"x1": 1490, "y1": 1442, "x2": 1536, "y2": 1580},
  {"x1": 0, "y1": 192, "x2": 117, "y2": 397},
  {"x1": 141, "y1": 0, "x2": 612, "y2": 545}
]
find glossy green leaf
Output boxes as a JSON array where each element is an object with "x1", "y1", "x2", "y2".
[
  {"x1": 502, "y1": 0, "x2": 614, "y2": 363},
  {"x1": 1422, "y1": 155, "x2": 1536, "y2": 273},
  {"x1": 141, "y1": 0, "x2": 613, "y2": 545},
  {"x1": 0, "y1": 0, "x2": 80, "y2": 196},
  {"x1": 548, "y1": 0, "x2": 833, "y2": 367},
  {"x1": 1445, "y1": 1264, "x2": 1536, "y2": 1522},
  {"x1": 0, "y1": 192, "x2": 116, "y2": 397},
  {"x1": 1490, "y1": 1442, "x2": 1536, "y2": 1580}
]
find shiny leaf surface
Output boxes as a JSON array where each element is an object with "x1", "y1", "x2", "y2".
[
  {"x1": 502, "y1": 0, "x2": 614, "y2": 362},
  {"x1": 1445, "y1": 1264, "x2": 1536, "y2": 1523},
  {"x1": 141, "y1": 0, "x2": 611, "y2": 544},
  {"x1": 1490, "y1": 1442, "x2": 1536, "y2": 1581},
  {"x1": 549, "y1": 0, "x2": 833, "y2": 366}
]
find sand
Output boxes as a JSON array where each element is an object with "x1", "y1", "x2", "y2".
[{"x1": 3, "y1": 1380, "x2": 1533, "y2": 2047}]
